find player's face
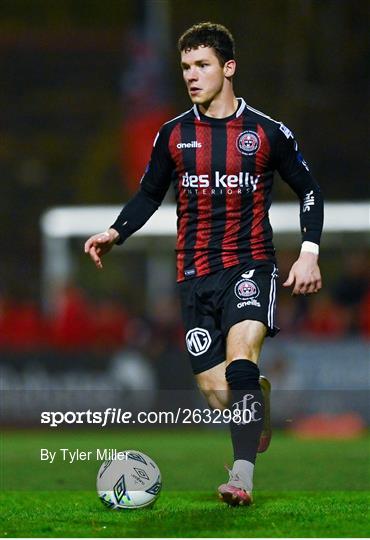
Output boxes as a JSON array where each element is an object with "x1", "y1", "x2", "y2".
[{"x1": 181, "y1": 46, "x2": 232, "y2": 106}]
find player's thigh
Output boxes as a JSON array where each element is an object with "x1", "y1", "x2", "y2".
[{"x1": 195, "y1": 361, "x2": 229, "y2": 410}]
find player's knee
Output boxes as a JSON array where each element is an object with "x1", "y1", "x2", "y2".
[{"x1": 227, "y1": 347, "x2": 259, "y2": 364}]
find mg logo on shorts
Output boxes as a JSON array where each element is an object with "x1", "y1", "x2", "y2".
[{"x1": 186, "y1": 327, "x2": 211, "y2": 356}]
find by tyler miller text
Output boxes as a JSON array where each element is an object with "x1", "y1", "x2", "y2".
[{"x1": 40, "y1": 448, "x2": 128, "y2": 464}]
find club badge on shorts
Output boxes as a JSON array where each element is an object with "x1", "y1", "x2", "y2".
[
  {"x1": 234, "y1": 278, "x2": 261, "y2": 308},
  {"x1": 236, "y1": 130, "x2": 260, "y2": 156}
]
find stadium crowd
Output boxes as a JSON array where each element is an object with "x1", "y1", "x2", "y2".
[{"x1": 0, "y1": 271, "x2": 369, "y2": 353}]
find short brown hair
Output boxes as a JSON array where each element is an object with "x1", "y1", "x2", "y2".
[{"x1": 178, "y1": 22, "x2": 235, "y2": 66}]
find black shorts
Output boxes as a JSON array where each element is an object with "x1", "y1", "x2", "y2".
[{"x1": 178, "y1": 261, "x2": 279, "y2": 375}]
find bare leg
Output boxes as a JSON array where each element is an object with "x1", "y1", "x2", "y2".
[
  {"x1": 195, "y1": 361, "x2": 229, "y2": 410},
  {"x1": 226, "y1": 319, "x2": 266, "y2": 366}
]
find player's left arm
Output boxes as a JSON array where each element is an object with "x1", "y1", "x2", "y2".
[{"x1": 274, "y1": 124, "x2": 324, "y2": 295}]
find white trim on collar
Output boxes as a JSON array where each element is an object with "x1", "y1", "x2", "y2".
[
  {"x1": 235, "y1": 97, "x2": 246, "y2": 117},
  {"x1": 192, "y1": 104, "x2": 200, "y2": 120},
  {"x1": 192, "y1": 97, "x2": 246, "y2": 120}
]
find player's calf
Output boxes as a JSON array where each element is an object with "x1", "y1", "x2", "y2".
[{"x1": 195, "y1": 363, "x2": 230, "y2": 410}]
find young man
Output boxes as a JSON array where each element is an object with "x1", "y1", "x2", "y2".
[{"x1": 85, "y1": 22, "x2": 323, "y2": 506}]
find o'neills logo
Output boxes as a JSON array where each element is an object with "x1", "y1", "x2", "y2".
[
  {"x1": 177, "y1": 141, "x2": 202, "y2": 149},
  {"x1": 182, "y1": 171, "x2": 260, "y2": 191}
]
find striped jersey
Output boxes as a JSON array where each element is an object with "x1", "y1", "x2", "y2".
[{"x1": 113, "y1": 98, "x2": 323, "y2": 282}]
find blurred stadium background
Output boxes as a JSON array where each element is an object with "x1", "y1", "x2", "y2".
[{"x1": 0, "y1": 0, "x2": 369, "y2": 434}]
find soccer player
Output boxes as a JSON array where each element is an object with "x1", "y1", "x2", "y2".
[{"x1": 85, "y1": 22, "x2": 323, "y2": 506}]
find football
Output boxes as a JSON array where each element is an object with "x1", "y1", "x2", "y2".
[{"x1": 96, "y1": 450, "x2": 162, "y2": 509}]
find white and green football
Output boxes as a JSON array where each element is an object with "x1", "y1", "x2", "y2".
[{"x1": 97, "y1": 450, "x2": 162, "y2": 510}]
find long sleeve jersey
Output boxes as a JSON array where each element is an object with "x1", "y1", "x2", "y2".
[{"x1": 112, "y1": 98, "x2": 323, "y2": 282}]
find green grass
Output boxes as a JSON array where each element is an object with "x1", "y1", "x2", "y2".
[{"x1": 1, "y1": 429, "x2": 369, "y2": 537}]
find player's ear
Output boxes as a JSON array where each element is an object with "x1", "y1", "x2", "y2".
[{"x1": 224, "y1": 59, "x2": 236, "y2": 78}]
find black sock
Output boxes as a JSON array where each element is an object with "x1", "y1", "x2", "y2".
[{"x1": 225, "y1": 359, "x2": 264, "y2": 465}]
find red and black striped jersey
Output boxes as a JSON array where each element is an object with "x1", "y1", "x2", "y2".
[{"x1": 112, "y1": 98, "x2": 323, "y2": 282}]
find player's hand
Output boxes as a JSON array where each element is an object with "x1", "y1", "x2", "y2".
[
  {"x1": 84, "y1": 228, "x2": 119, "y2": 270},
  {"x1": 283, "y1": 252, "x2": 322, "y2": 296}
]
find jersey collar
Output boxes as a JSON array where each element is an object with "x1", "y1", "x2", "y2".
[{"x1": 192, "y1": 97, "x2": 246, "y2": 121}]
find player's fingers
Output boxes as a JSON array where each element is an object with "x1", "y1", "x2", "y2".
[
  {"x1": 300, "y1": 277, "x2": 321, "y2": 295},
  {"x1": 84, "y1": 238, "x2": 93, "y2": 253},
  {"x1": 307, "y1": 276, "x2": 322, "y2": 294},
  {"x1": 84, "y1": 232, "x2": 110, "y2": 253},
  {"x1": 85, "y1": 236, "x2": 101, "y2": 253},
  {"x1": 283, "y1": 271, "x2": 294, "y2": 287},
  {"x1": 87, "y1": 246, "x2": 102, "y2": 269},
  {"x1": 94, "y1": 254, "x2": 103, "y2": 269},
  {"x1": 315, "y1": 277, "x2": 322, "y2": 291},
  {"x1": 293, "y1": 280, "x2": 307, "y2": 296},
  {"x1": 305, "y1": 283, "x2": 317, "y2": 295}
]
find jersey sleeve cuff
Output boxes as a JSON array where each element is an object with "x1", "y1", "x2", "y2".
[{"x1": 109, "y1": 224, "x2": 128, "y2": 245}]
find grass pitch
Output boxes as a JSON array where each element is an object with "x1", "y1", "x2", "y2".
[{"x1": 1, "y1": 429, "x2": 369, "y2": 537}]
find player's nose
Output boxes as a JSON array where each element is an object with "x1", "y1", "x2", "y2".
[{"x1": 185, "y1": 67, "x2": 198, "y2": 82}]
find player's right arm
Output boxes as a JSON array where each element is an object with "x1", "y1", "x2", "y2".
[{"x1": 84, "y1": 127, "x2": 174, "y2": 269}]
